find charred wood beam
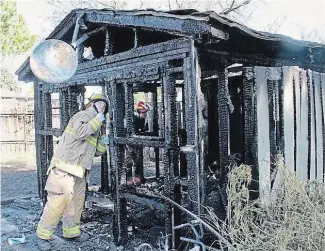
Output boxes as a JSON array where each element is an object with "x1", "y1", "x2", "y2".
[
  {"x1": 77, "y1": 43, "x2": 84, "y2": 63},
  {"x1": 183, "y1": 41, "x2": 202, "y2": 216},
  {"x1": 121, "y1": 193, "x2": 165, "y2": 210},
  {"x1": 205, "y1": 49, "x2": 325, "y2": 72},
  {"x1": 242, "y1": 67, "x2": 259, "y2": 199},
  {"x1": 133, "y1": 28, "x2": 139, "y2": 48},
  {"x1": 162, "y1": 68, "x2": 179, "y2": 248},
  {"x1": 78, "y1": 38, "x2": 190, "y2": 72},
  {"x1": 216, "y1": 69, "x2": 230, "y2": 170},
  {"x1": 43, "y1": 93, "x2": 53, "y2": 147},
  {"x1": 110, "y1": 79, "x2": 128, "y2": 244},
  {"x1": 242, "y1": 68, "x2": 256, "y2": 166},
  {"x1": 102, "y1": 80, "x2": 113, "y2": 194},
  {"x1": 44, "y1": 93, "x2": 54, "y2": 195},
  {"x1": 104, "y1": 28, "x2": 113, "y2": 56},
  {"x1": 152, "y1": 90, "x2": 160, "y2": 179},
  {"x1": 114, "y1": 137, "x2": 165, "y2": 148},
  {"x1": 83, "y1": 11, "x2": 227, "y2": 40},
  {"x1": 75, "y1": 50, "x2": 187, "y2": 76},
  {"x1": 70, "y1": 86, "x2": 84, "y2": 116},
  {"x1": 34, "y1": 80, "x2": 45, "y2": 200},
  {"x1": 59, "y1": 89, "x2": 69, "y2": 130},
  {"x1": 124, "y1": 82, "x2": 134, "y2": 137}
]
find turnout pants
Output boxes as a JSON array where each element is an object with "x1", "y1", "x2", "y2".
[{"x1": 36, "y1": 167, "x2": 86, "y2": 240}]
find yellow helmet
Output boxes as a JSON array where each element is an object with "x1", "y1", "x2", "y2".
[{"x1": 86, "y1": 93, "x2": 109, "y2": 113}]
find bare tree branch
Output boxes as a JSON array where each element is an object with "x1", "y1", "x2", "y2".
[
  {"x1": 138, "y1": 0, "x2": 145, "y2": 9},
  {"x1": 168, "y1": 0, "x2": 172, "y2": 10},
  {"x1": 220, "y1": 0, "x2": 252, "y2": 15}
]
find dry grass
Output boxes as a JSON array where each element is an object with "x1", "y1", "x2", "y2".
[{"x1": 204, "y1": 154, "x2": 325, "y2": 251}]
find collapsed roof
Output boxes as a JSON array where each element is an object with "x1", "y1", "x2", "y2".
[{"x1": 16, "y1": 9, "x2": 325, "y2": 81}]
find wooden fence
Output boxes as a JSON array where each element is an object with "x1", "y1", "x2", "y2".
[
  {"x1": 0, "y1": 97, "x2": 59, "y2": 153},
  {"x1": 0, "y1": 96, "x2": 175, "y2": 157}
]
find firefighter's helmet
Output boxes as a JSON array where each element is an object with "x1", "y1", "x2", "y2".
[
  {"x1": 136, "y1": 101, "x2": 150, "y2": 113},
  {"x1": 86, "y1": 94, "x2": 109, "y2": 113}
]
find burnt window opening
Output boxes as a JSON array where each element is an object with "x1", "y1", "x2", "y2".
[
  {"x1": 137, "y1": 29, "x2": 179, "y2": 46},
  {"x1": 125, "y1": 146, "x2": 164, "y2": 182},
  {"x1": 133, "y1": 84, "x2": 162, "y2": 137},
  {"x1": 81, "y1": 25, "x2": 179, "y2": 59},
  {"x1": 200, "y1": 79, "x2": 220, "y2": 172},
  {"x1": 228, "y1": 75, "x2": 244, "y2": 156}
]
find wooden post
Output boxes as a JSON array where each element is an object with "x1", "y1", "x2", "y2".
[
  {"x1": 321, "y1": 73, "x2": 325, "y2": 181},
  {"x1": 313, "y1": 72, "x2": 324, "y2": 181},
  {"x1": 254, "y1": 67, "x2": 271, "y2": 204},
  {"x1": 243, "y1": 67, "x2": 256, "y2": 166},
  {"x1": 307, "y1": 70, "x2": 316, "y2": 180},
  {"x1": 282, "y1": 67, "x2": 295, "y2": 170},
  {"x1": 296, "y1": 69, "x2": 309, "y2": 180}
]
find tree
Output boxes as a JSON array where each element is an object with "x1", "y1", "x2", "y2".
[
  {"x1": 298, "y1": 26, "x2": 325, "y2": 44},
  {"x1": 45, "y1": 0, "x2": 128, "y2": 28},
  {"x1": 45, "y1": 0, "x2": 256, "y2": 29},
  {"x1": 0, "y1": 0, "x2": 37, "y2": 56},
  {"x1": 0, "y1": 68, "x2": 20, "y2": 91}
]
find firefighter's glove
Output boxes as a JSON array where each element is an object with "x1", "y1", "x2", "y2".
[
  {"x1": 101, "y1": 135, "x2": 110, "y2": 145},
  {"x1": 96, "y1": 113, "x2": 105, "y2": 123}
]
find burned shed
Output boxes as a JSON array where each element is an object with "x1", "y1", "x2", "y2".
[{"x1": 16, "y1": 9, "x2": 325, "y2": 248}]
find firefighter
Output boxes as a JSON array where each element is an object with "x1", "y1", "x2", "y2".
[
  {"x1": 126, "y1": 101, "x2": 149, "y2": 185},
  {"x1": 36, "y1": 94, "x2": 109, "y2": 251}
]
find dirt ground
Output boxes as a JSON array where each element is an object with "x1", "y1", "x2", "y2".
[
  {"x1": 0, "y1": 153, "x2": 121, "y2": 251},
  {"x1": 0, "y1": 153, "x2": 164, "y2": 251}
]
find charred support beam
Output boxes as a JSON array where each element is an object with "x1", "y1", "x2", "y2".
[
  {"x1": 320, "y1": 73, "x2": 325, "y2": 180},
  {"x1": 162, "y1": 68, "x2": 179, "y2": 248},
  {"x1": 101, "y1": 81, "x2": 113, "y2": 194},
  {"x1": 77, "y1": 39, "x2": 84, "y2": 63},
  {"x1": 125, "y1": 82, "x2": 134, "y2": 136},
  {"x1": 110, "y1": 80, "x2": 128, "y2": 244},
  {"x1": 242, "y1": 68, "x2": 256, "y2": 166},
  {"x1": 69, "y1": 86, "x2": 84, "y2": 116},
  {"x1": 78, "y1": 38, "x2": 190, "y2": 72},
  {"x1": 43, "y1": 93, "x2": 52, "y2": 183},
  {"x1": 44, "y1": 93, "x2": 53, "y2": 168},
  {"x1": 37, "y1": 91, "x2": 52, "y2": 202},
  {"x1": 104, "y1": 28, "x2": 113, "y2": 56},
  {"x1": 307, "y1": 70, "x2": 316, "y2": 180},
  {"x1": 59, "y1": 89, "x2": 69, "y2": 130},
  {"x1": 34, "y1": 81, "x2": 46, "y2": 200},
  {"x1": 216, "y1": 69, "x2": 230, "y2": 171},
  {"x1": 205, "y1": 49, "x2": 325, "y2": 73},
  {"x1": 242, "y1": 68, "x2": 259, "y2": 199},
  {"x1": 133, "y1": 28, "x2": 139, "y2": 48},
  {"x1": 84, "y1": 11, "x2": 227, "y2": 39},
  {"x1": 183, "y1": 40, "x2": 202, "y2": 216},
  {"x1": 152, "y1": 90, "x2": 160, "y2": 178}
]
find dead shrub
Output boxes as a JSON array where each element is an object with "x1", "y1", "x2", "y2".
[{"x1": 204, "y1": 154, "x2": 325, "y2": 251}]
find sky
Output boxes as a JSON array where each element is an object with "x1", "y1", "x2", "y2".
[
  {"x1": 14, "y1": 0, "x2": 325, "y2": 40},
  {"x1": 3, "y1": 0, "x2": 325, "y2": 78}
]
